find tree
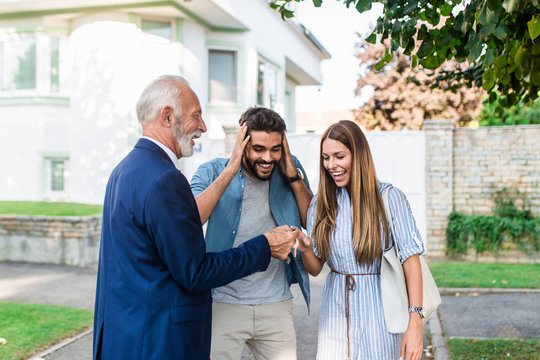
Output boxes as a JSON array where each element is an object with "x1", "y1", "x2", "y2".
[
  {"x1": 476, "y1": 97, "x2": 540, "y2": 126},
  {"x1": 354, "y1": 40, "x2": 485, "y2": 130},
  {"x1": 270, "y1": 0, "x2": 540, "y2": 107}
]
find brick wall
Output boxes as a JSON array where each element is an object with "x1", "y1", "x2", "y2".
[
  {"x1": 0, "y1": 215, "x2": 101, "y2": 267},
  {"x1": 453, "y1": 125, "x2": 540, "y2": 215},
  {"x1": 425, "y1": 120, "x2": 540, "y2": 259}
]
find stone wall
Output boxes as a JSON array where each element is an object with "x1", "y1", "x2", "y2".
[
  {"x1": 424, "y1": 120, "x2": 454, "y2": 257},
  {"x1": 453, "y1": 125, "x2": 540, "y2": 215},
  {"x1": 0, "y1": 215, "x2": 101, "y2": 267},
  {"x1": 425, "y1": 120, "x2": 540, "y2": 258}
]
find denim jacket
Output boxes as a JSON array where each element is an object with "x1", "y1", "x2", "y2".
[{"x1": 190, "y1": 156, "x2": 311, "y2": 310}]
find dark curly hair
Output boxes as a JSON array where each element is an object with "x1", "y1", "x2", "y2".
[{"x1": 238, "y1": 107, "x2": 287, "y2": 136}]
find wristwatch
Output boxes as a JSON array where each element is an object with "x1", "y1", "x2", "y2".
[
  {"x1": 286, "y1": 168, "x2": 304, "y2": 184},
  {"x1": 408, "y1": 306, "x2": 425, "y2": 319}
]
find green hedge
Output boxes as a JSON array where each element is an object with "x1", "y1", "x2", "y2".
[{"x1": 446, "y1": 188, "x2": 540, "y2": 256}]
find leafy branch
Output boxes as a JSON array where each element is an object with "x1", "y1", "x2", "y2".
[{"x1": 270, "y1": 0, "x2": 540, "y2": 107}]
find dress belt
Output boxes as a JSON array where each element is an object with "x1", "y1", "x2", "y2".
[{"x1": 330, "y1": 268, "x2": 380, "y2": 360}]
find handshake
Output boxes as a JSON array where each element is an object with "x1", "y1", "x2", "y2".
[{"x1": 264, "y1": 225, "x2": 304, "y2": 260}]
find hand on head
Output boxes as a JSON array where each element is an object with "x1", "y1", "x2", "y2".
[
  {"x1": 228, "y1": 124, "x2": 250, "y2": 172},
  {"x1": 279, "y1": 135, "x2": 297, "y2": 178}
]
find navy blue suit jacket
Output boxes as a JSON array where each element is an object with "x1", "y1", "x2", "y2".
[{"x1": 93, "y1": 138, "x2": 271, "y2": 360}]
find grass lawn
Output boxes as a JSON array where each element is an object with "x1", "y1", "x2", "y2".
[
  {"x1": 0, "y1": 201, "x2": 102, "y2": 216},
  {"x1": 428, "y1": 261, "x2": 540, "y2": 289},
  {"x1": 447, "y1": 338, "x2": 540, "y2": 360},
  {"x1": 0, "y1": 302, "x2": 93, "y2": 360}
]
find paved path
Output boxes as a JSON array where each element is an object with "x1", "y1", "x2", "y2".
[
  {"x1": 7, "y1": 261, "x2": 539, "y2": 359},
  {"x1": 0, "y1": 262, "x2": 96, "y2": 309},
  {"x1": 2, "y1": 262, "x2": 434, "y2": 359},
  {"x1": 439, "y1": 292, "x2": 540, "y2": 339}
]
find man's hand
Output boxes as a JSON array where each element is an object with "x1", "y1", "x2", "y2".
[
  {"x1": 279, "y1": 135, "x2": 297, "y2": 178},
  {"x1": 226, "y1": 124, "x2": 249, "y2": 174},
  {"x1": 264, "y1": 225, "x2": 297, "y2": 260}
]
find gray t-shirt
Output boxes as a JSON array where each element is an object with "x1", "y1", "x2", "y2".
[{"x1": 212, "y1": 168, "x2": 292, "y2": 304}]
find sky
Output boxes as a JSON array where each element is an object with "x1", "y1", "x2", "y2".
[{"x1": 294, "y1": 1, "x2": 383, "y2": 112}]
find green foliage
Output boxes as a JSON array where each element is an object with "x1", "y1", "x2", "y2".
[
  {"x1": 0, "y1": 201, "x2": 103, "y2": 216},
  {"x1": 476, "y1": 97, "x2": 540, "y2": 126},
  {"x1": 492, "y1": 187, "x2": 534, "y2": 219},
  {"x1": 428, "y1": 261, "x2": 540, "y2": 288},
  {"x1": 447, "y1": 338, "x2": 540, "y2": 360},
  {"x1": 0, "y1": 302, "x2": 93, "y2": 360},
  {"x1": 446, "y1": 188, "x2": 540, "y2": 256},
  {"x1": 270, "y1": 0, "x2": 540, "y2": 107}
]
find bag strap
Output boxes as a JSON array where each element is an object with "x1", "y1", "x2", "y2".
[{"x1": 382, "y1": 185, "x2": 401, "y2": 262}]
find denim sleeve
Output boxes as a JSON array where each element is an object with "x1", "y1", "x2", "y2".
[
  {"x1": 293, "y1": 156, "x2": 313, "y2": 195},
  {"x1": 388, "y1": 186, "x2": 425, "y2": 263},
  {"x1": 189, "y1": 162, "x2": 215, "y2": 196}
]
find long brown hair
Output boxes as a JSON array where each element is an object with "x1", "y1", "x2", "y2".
[{"x1": 312, "y1": 120, "x2": 389, "y2": 265}]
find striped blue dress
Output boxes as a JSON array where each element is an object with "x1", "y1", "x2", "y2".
[{"x1": 307, "y1": 182, "x2": 424, "y2": 360}]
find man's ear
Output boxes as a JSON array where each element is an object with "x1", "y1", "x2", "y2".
[{"x1": 159, "y1": 106, "x2": 173, "y2": 127}]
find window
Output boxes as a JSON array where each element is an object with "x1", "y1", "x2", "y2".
[
  {"x1": 0, "y1": 32, "x2": 63, "y2": 93},
  {"x1": 50, "y1": 36, "x2": 60, "y2": 93},
  {"x1": 45, "y1": 157, "x2": 68, "y2": 194},
  {"x1": 257, "y1": 59, "x2": 278, "y2": 109},
  {"x1": 208, "y1": 49, "x2": 237, "y2": 104},
  {"x1": 50, "y1": 160, "x2": 65, "y2": 191},
  {"x1": 0, "y1": 35, "x2": 36, "y2": 90},
  {"x1": 141, "y1": 20, "x2": 172, "y2": 40}
]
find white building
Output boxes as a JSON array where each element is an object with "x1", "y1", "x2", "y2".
[{"x1": 0, "y1": 0, "x2": 329, "y2": 204}]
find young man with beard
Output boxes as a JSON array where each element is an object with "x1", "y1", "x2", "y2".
[{"x1": 190, "y1": 107, "x2": 312, "y2": 359}]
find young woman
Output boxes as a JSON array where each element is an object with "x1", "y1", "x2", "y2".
[{"x1": 295, "y1": 120, "x2": 425, "y2": 360}]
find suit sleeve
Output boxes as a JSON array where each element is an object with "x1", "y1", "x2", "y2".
[{"x1": 146, "y1": 169, "x2": 271, "y2": 292}]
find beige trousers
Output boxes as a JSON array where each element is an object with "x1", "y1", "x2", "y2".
[{"x1": 210, "y1": 299, "x2": 297, "y2": 360}]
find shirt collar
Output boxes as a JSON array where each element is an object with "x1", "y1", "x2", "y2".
[{"x1": 141, "y1": 136, "x2": 180, "y2": 170}]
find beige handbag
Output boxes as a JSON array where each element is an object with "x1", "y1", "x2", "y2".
[{"x1": 380, "y1": 185, "x2": 441, "y2": 334}]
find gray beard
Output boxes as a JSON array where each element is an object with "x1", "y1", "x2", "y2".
[
  {"x1": 173, "y1": 115, "x2": 197, "y2": 158},
  {"x1": 178, "y1": 133, "x2": 194, "y2": 157}
]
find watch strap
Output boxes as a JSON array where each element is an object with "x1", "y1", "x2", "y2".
[
  {"x1": 408, "y1": 306, "x2": 425, "y2": 319},
  {"x1": 286, "y1": 174, "x2": 301, "y2": 184},
  {"x1": 286, "y1": 168, "x2": 303, "y2": 184}
]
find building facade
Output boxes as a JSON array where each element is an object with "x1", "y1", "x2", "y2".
[{"x1": 0, "y1": 0, "x2": 329, "y2": 203}]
